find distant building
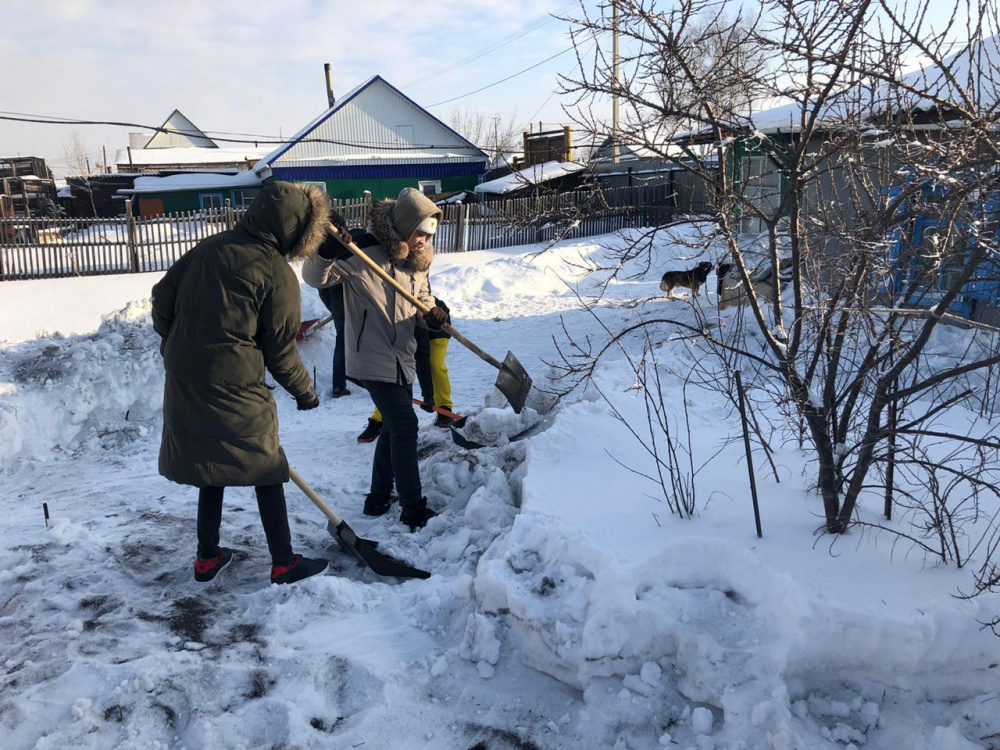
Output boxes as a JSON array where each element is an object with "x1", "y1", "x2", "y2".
[
  {"x1": 114, "y1": 109, "x2": 271, "y2": 173},
  {"x1": 252, "y1": 75, "x2": 488, "y2": 200},
  {"x1": 121, "y1": 171, "x2": 262, "y2": 216}
]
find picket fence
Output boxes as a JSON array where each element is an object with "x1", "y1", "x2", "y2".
[{"x1": 0, "y1": 186, "x2": 688, "y2": 281}]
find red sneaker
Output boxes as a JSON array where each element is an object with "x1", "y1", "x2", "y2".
[{"x1": 193, "y1": 548, "x2": 234, "y2": 583}]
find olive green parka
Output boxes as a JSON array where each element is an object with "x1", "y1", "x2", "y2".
[{"x1": 151, "y1": 181, "x2": 329, "y2": 487}]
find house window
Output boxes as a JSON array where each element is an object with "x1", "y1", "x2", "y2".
[
  {"x1": 418, "y1": 180, "x2": 442, "y2": 197},
  {"x1": 299, "y1": 181, "x2": 327, "y2": 193},
  {"x1": 232, "y1": 189, "x2": 260, "y2": 207},
  {"x1": 200, "y1": 193, "x2": 224, "y2": 210}
]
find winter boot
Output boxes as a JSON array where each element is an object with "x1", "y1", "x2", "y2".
[
  {"x1": 433, "y1": 412, "x2": 454, "y2": 429},
  {"x1": 194, "y1": 548, "x2": 235, "y2": 583},
  {"x1": 400, "y1": 500, "x2": 437, "y2": 532},
  {"x1": 363, "y1": 492, "x2": 395, "y2": 517},
  {"x1": 270, "y1": 555, "x2": 329, "y2": 585},
  {"x1": 357, "y1": 418, "x2": 383, "y2": 444},
  {"x1": 331, "y1": 388, "x2": 352, "y2": 398}
]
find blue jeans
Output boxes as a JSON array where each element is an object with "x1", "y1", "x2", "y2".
[
  {"x1": 332, "y1": 318, "x2": 347, "y2": 391},
  {"x1": 363, "y1": 379, "x2": 422, "y2": 508}
]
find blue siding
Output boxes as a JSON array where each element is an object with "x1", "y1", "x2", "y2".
[{"x1": 273, "y1": 162, "x2": 486, "y2": 181}]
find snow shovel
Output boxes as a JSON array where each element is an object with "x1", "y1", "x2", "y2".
[
  {"x1": 411, "y1": 398, "x2": 465, "y2": 423},
  {"x1": 287, "y1": 467, "x2": 430, "y2": 580},
  {"x1": 296, "y1": 314, "x2": 334, "y2": 342},
  {"x1": 327, "y1": 227, "x2": 533, "y2": 413}
]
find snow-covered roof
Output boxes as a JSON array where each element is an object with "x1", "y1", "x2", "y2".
[
  {"x1": 57, "y1": 185, "x2": 72, "y2": 199},
  {"x1": 123, "y1": 170, "x2": 261, "y2": 194},
  {"x1": 474, "y1": 160, "x2": 585, "y2": 194},
  {"x1": 255, "y1": 75, "x2": 487, "y2": 172},
  {"x1": 114, "y1": 146, "x2": 272, "y2": 167},
  {"x1": 745, "y1": 36, "x2": 1000, "y2": 135}
]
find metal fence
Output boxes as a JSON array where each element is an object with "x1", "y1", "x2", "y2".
[{"x1": 1, "y1": 186, "x2": 696, "y2": 281}]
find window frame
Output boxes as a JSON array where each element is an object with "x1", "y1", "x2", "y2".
[{"x1": 418, "y1": 180, "x2": 442, "y2": 197}]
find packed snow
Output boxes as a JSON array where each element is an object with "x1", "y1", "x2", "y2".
[{"x1": 1, "y1": 227, "x2": 999, "y2": 749}]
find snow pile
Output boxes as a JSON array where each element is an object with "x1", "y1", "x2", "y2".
[{"x1": 0, "y1": 300, "x2": 163, "y2": 468}]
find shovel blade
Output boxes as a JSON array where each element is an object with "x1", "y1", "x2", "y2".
[
  {"x1": 328, "y1": 520, "x2": 431, "y2": 579},
  {"x1": 296, "y1": 318, "x2": 320, "y2": 342},
  {"x1": 495, "y1": 351, "x2": 532, "y2": 414}
]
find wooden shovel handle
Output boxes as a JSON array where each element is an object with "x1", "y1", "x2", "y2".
[
  {"x1": 288, "y1": 467, "x2": 343, "y2": 526},
  {"x1": 328, "y1": 227, "x2": 505, "y2": 372}
]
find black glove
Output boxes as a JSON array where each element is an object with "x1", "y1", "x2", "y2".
[
  {"x1": 317, "y1": 217, "x2": 353, "y2": 261},
  {"x1": 296, "y1": 391, "x2": 320, "y2": 411},
  {"x1": 424, "y1": 306, "x2": 449, "y2": 329}
]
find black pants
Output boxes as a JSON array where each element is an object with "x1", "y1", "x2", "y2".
[
  {"x1": 197, "y1": 484, "x2": 295, "y2": 566},
  {"x1": 414, "y1": 327, "x2": 434, "y2": 405},
  {"x1": 363, "y1": 379, "x2": 422, "y2": 509}
]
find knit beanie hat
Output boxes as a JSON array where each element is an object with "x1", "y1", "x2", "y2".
[
  {"x1": 416, "y1": 216, "x2": 438, "y2": 235},
  {"x1": 391, "y1": 188, "x2": 443, "y2": 241}
]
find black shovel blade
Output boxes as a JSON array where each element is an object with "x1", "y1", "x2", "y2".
[
  {"x1": 495, "y1": 351, "x2": 532, "y2": 414},
  {"x1": 448, "y1": 416, "x2": 488, "y2": 450},
  {"x1": 328, "y1": 520, "x2": 431, "y2": 579}
]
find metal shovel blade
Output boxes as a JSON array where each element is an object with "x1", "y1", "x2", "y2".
[
  {"x1": 327, "y1": 519, "x2": 431, "y2": 580},
  {"x1": 495, "y1": 351, "x2": 532, "y2": 414}
]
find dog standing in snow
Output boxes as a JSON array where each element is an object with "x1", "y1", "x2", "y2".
[{"x1": 660, "y1": 261, "x2": 714, "y2": 299}]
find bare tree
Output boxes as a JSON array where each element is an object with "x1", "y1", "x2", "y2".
[
  {"x1": 448, "y1": 108, "x2": 523, "y2": 168},
  {"x1": 62, "y1": 130, "x2": 92, "y2": 178},
  {"x1": 63, "y1": 129, "x2": 98, "y2": 216},
  {"x1": 553, "y1": 0, "x2": 1000, "y2": 577}
]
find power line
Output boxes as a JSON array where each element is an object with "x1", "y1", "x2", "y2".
[
  {"x1": 427, "y1": 44, "x2": 583, "y2": 108},
  {"x1": 0, "y1": 112, "x2": 491, "y2": 152},
  {"x1": 402, "y1": 2, "x2": 577, "y2": 90}
]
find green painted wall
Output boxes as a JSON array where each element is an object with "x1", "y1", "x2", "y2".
[{"x1": 135, "y1": 188, "x2": 261, "y2": 216}]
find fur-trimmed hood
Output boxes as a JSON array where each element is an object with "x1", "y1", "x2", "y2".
[
  {"x1": 369, "y1": 199, "x2": 436, "y2": 273},
  {"x1": 239, "y1": 181, "x2": 332, "y2": 261}
]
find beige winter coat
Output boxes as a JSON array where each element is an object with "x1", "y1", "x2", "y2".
[{"x1": 302, "y1": 192, "x2": 441, "y2": 385}]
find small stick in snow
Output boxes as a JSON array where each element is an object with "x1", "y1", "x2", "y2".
[
  {"x1": 735, "y1": 371, "x2": 763, "y2": 538},
  {"x1": 43, "y1": 502, "x2": 50, "y2": 528}
]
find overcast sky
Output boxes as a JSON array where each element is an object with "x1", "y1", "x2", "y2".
[{"x1": 0, "y1": 0, "x2": 584, "y2": 177}]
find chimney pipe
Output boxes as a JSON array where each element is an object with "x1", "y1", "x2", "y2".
[{"x1": 324, "y1": 63, "x2": 336, "y2": 109}]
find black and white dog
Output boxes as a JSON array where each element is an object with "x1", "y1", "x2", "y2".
[{"x1": 660, "y1": 261, "x2": 714, "y2": 298}]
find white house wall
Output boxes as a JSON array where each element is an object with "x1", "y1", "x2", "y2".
[{"x1": 273, "y1": 80, "x2": 483, "y2": 167}]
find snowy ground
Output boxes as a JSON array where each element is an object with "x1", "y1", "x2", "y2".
[{"x1": 1, "y1": 228, "x2": 999, "y2": 750}]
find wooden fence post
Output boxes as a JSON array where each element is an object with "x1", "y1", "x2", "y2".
[
  {"x1": 456, "y1": 202, "x2": 467, "y2": 253},
  {"x1": 363, "y1": 190, "x2": 372, "y2": 227},
  {"x1": 225, "y1": 198, "x2": 235, "y2": 230},
  {"x1": 125, "y1": 199, "x2": 139, "y2": 272}
]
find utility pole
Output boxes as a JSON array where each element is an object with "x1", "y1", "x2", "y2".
[
  {"x1": 103, "y1": 146, "x2": 108, "y2": 174},
  {"x1": 612, "y1": 0, "x2": 620, "y2": 164},
  {"x1": 491, "y1": 114, "x2": 501, "y2": 165}
]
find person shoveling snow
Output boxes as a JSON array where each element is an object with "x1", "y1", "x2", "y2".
[{"x1": 151, "y1": 181, "x2": 330, "y2": 586}]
